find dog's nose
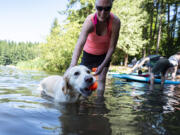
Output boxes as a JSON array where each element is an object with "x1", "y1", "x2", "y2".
[{"x1": 85, "y1": 76, "x2": 93, "y2": 83}]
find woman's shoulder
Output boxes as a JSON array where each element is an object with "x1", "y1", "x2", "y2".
[
  {"x1": 111, "y1": 13, "x2": 121, "y2": 30},
  {"x1": 111, "y1": 13, "x2": 121, "y2": 25},
  {"x1": 85, "y1": 14, "x2": 94, "y2": 24},
  {"x1": 86, "y1": 13, "x2": 95, "y2": 20},
  {"x1": 83, "y1": 14, "x2": 94, "y2": 33}
]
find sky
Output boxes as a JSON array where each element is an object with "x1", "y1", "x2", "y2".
[{"x1": 0, "y1": 0, "x2": 67, "y2": 43}]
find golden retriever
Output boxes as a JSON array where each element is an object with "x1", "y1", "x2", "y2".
[{"x1": 40, "y1": 65, "x2": 96, "y2": 103}]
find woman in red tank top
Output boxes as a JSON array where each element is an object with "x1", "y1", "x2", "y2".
[{"x1": 69, "y1": 0, "x2": 121, "y2": 99}]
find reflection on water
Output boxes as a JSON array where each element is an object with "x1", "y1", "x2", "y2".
[{"x1": 0, "y1": 66, "x2": 180, "y2": 135}]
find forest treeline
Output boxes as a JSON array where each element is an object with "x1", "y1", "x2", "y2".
[
  {"x1": 0, "y1": 40, "x2": 38, "y2": 65},
  {"x1": 0, "y1": 0, "x2": 179, "y2": 72}
]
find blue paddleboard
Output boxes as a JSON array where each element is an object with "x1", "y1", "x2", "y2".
[{"x1": 112, "y1": 74, "x2": 180, "y2": 84}]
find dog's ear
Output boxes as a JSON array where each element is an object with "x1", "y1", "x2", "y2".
[
  {"x1": 62, "y1": 85, "x2": 67, "y2": 95},
  {"x1": 62, "y1": 75, "x2": 70, "y2": 95}
]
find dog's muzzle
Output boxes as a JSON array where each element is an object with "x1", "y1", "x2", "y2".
[
  {"x1": 80, "y1": 88, "x2": 93, "y2": 97},
  {"x1": 80, "y1": 75, "x2": 95, "y2": 97}
]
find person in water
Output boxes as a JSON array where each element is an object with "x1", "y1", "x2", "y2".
[
  {"x1": 131, "y1": 55, "x2": 161, "y2": 74},
  {"x1": 150, "y1": 52, "x2": 180, "y2": 87},
  {"x1": 68, "y1": 0, "x2": 121, "y2": 97}
]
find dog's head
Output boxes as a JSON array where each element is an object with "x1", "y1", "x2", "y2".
[{"x1": 63, "y1": 65, "x2": 96, "y2": 97}]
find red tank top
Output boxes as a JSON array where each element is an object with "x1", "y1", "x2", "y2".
[{"x1": 83, "y1": 13, "x2": 114, "y2": 55}]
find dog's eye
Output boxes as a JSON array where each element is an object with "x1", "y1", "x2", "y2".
[
  {"x1": 86, "y1": 70, "x2": 90, "y2": 74},
  {"x1": 74, "y1": 71, "x2": 80, "y2": 76}
]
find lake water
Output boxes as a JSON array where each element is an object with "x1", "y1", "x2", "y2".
[{"x1": 0, "y1": 66, "x2": 180, "y2": 135}]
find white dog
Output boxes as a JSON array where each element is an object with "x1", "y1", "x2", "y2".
[{"x1": 40, "y1": 65, "x2": 96, "y2": 103}]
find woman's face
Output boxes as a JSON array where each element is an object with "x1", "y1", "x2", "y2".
[{"x1": 95, "y1": 0, "x2": 112, "y2": 22}]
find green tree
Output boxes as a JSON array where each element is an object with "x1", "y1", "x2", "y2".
[
  {"x1": 112, "y1": 0, "x2": 148, "y2": 65},
  {"x1": 39, "y1": 18, "x2": 78, "y2": 72},
  {"x1": 0, "y1": 40, "x2": 38, "y2": 65}
]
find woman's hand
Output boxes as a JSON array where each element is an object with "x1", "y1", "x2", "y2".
[{"x1": 94, "y1": 65, "x2": 103, "y2": 76}]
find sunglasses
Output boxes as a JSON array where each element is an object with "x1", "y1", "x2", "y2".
[{"x1": 96, "y1": 6, "x2": 112, "y2": 12}]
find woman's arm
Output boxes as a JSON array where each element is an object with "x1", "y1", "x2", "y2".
[
  {"x1": 70, "y1": 16, "x2": 94, "y2": 67},
  {"x1": 131, "y1": 57, "x2": 150, "y2": 72},
  {"x1": 171, "y1": 66, "x2": 178, "y2": 81}
]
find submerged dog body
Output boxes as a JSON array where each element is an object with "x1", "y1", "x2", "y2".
[{"x1": 40, "y1": 65, "x2": 95, "y2": 103}]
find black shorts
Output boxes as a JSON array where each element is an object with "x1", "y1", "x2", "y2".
[
  {"x1": 80, "y1": 51, "x2": 111, "y2": 69},
  {"x1": 147, "y1": 55, "x2": 161, "y2": 67},
  {"x1": 152, "y1": 58, "x2": 173, "y2": 75}
]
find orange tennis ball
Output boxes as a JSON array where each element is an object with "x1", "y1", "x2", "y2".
[
  {"x1": 89, "y1": 82, "x2": 98, "y2": 91},
  {"x1": 92, "y1": 68, "x2": 97, "y2": 72}
]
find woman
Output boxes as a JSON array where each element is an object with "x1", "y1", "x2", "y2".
[{"x1": 69, "y1": 0, "x2": 121, "y2": 97}]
